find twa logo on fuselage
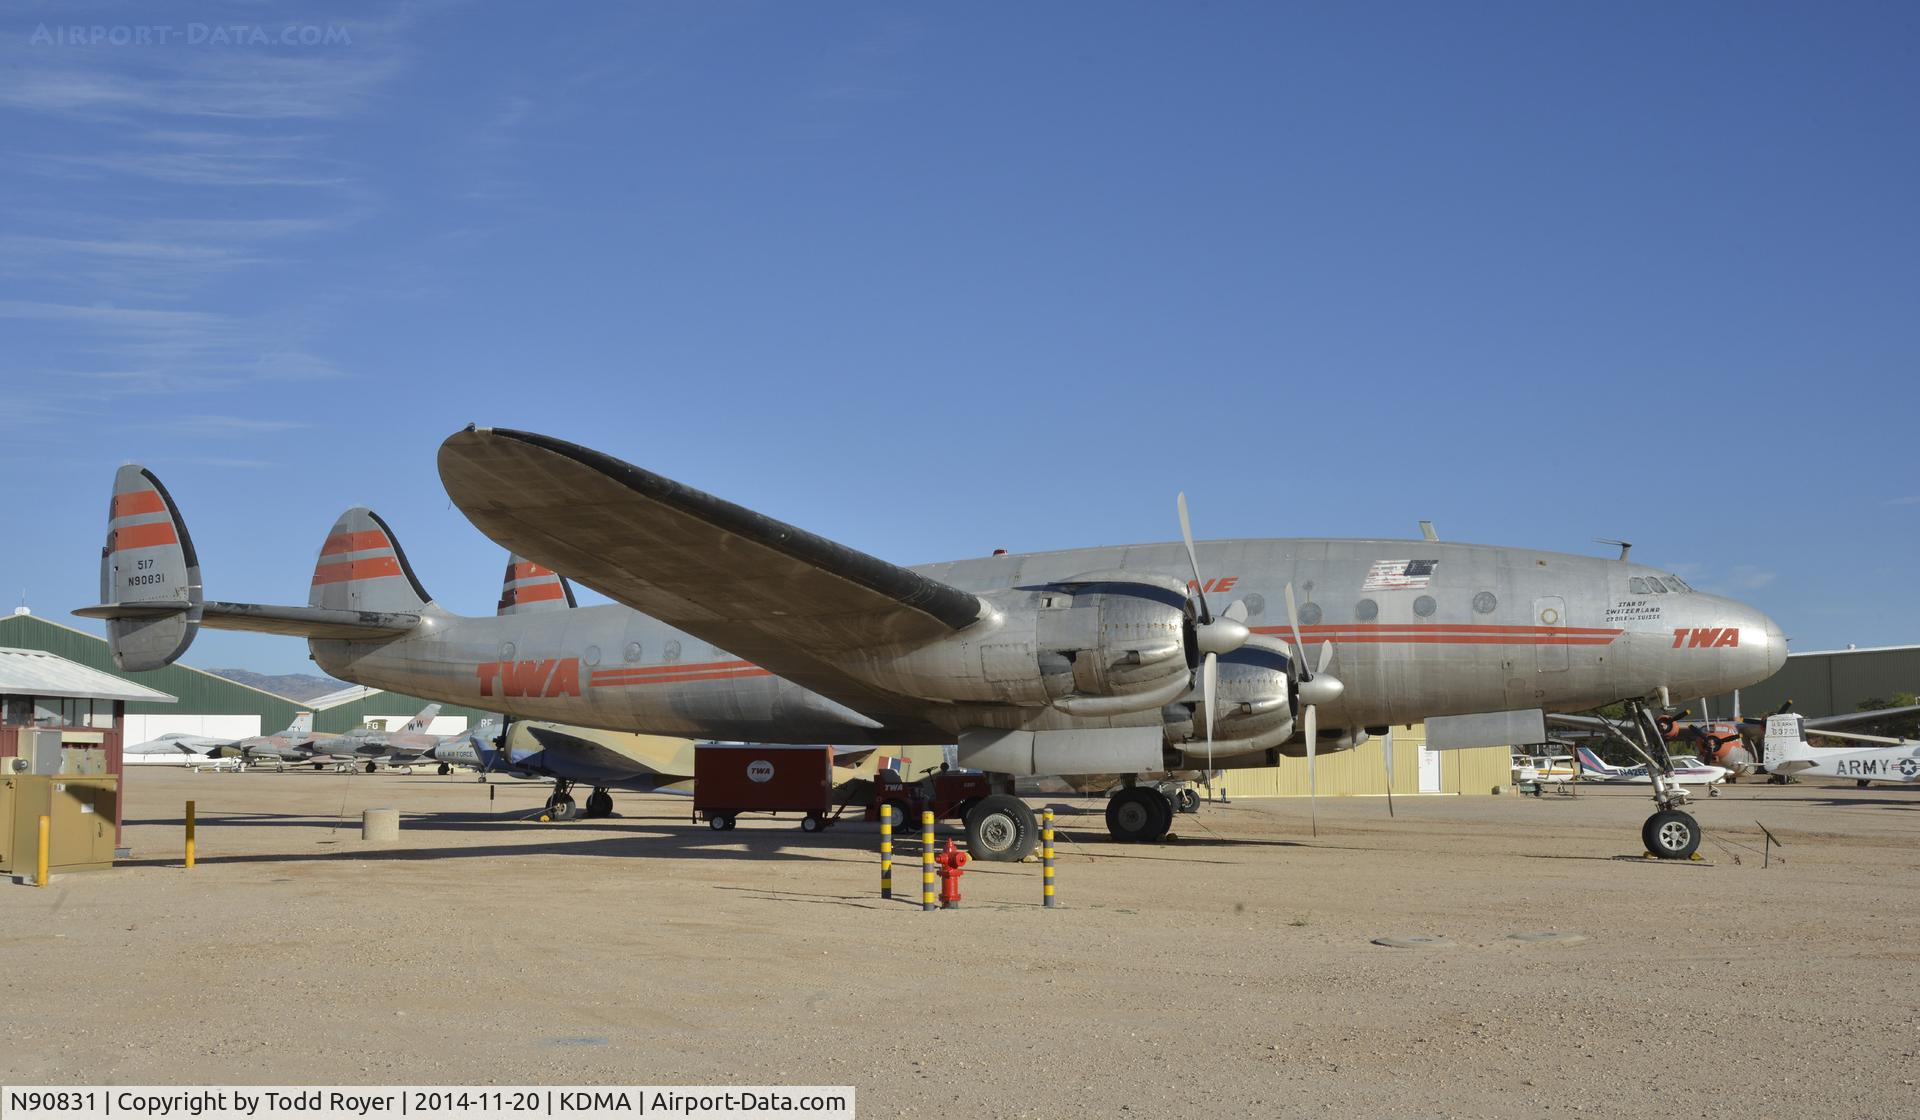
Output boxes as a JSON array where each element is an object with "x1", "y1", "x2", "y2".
[
  {"x1": 1188, "y1": 577, "x2": 1239, "y2": 594},
  {"x1": 1670, "y1": 627, "x2": 1741, "y2": 649},
  {"x1": 475, "y1": 658, "x2": 583, "y2": 697}
]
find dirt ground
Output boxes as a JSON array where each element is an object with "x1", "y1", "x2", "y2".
[{"x1": 3, "y1": 768, "x2": 1916, "y2": 1118}]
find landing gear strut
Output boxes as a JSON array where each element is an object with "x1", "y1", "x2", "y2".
[
  {"x1": 1599, "y1": 698, "x2": 1703, "y2": 860},
  {"x1": 582, "y1": 787, "x2": 614, "y2": 819},
  {"x1": 545, "y1": 779, "x2": 578, "y2": 821}
]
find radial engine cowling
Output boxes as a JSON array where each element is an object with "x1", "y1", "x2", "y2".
[
  {"x1": 853, "y1": 572, "x2": 1197, "y2": 717},
  {"x1": 1036, "y1": 574, "x2": 1197, "y2": 714},
  {"x1": 1163, "y1": 635, "x2": 1296, "y2": 758}
]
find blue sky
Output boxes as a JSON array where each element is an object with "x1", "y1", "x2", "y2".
[{"x1": 3, "y1": 1, "x2": 1915, "y2": 675}]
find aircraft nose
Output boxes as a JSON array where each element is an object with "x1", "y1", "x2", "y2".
[{"x1": 1761, "y1": 613, "x2": 1787, "y2": 678}]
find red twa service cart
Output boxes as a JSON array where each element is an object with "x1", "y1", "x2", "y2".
[{"x1": 694, "y1": 744, "x2": 841, "y2": 833}]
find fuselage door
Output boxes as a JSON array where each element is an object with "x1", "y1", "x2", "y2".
[{"x1": 1534, "y1": 596, "x2": 1569, "y2": 672}]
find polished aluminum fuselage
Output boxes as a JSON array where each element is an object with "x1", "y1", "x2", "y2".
[{"x1": 311, "y1": 538, "x2": 1785, "y2": 748}]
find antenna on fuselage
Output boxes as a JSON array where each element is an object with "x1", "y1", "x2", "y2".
[
  {"x1": 1594, "y1": 538, "x2": 1632, "y2": 561},
  {"x1": 1419, "y1": 521, "x2": 1438, "y2": 542}
]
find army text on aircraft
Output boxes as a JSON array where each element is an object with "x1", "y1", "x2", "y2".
[
  {"x1": 78, "y1": 432, "x2": 1786, "y2": 861},
  {"x1": 1761, "y1": 713, "x2": 1920, "y2": 787}
]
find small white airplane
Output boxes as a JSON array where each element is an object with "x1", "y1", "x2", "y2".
[
  {"x1": 124, "y1": 731, "x2": 236, "y2": 767},
  {"x1": 1762, "y1": 713, "x2": 1920, "y2": 787},
  {"x1": 1575, "y1": 746, "x2": 1728, "y2": 791}
]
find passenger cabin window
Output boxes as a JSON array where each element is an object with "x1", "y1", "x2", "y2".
[{"x1": 1630, "y1": 577, "x2": 1650, "y2": 594}]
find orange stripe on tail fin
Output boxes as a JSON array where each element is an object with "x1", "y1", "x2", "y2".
[
  {"x1": 497, "y1": 552, "x2": 575, "y2": 615},
  {"x1": 308, "y1": 508, "x2": 432, "y2": 615}
]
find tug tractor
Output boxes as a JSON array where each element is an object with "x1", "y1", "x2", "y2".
[{"x1": 866, "y1": 766, "x2": 1038, "y2": 863}]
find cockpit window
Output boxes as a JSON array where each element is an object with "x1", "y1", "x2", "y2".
[
  {"x1": 1646, "y1": 577, "x2": 1669, "y2": 593},
  {"x1": 1630, "y1": 577, "x2": 1650, "y2": 594},
  {"x1": 1667, "y1": 575, "x2": 1691, "y2": 592}
]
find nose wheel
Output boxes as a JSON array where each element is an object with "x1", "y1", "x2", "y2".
[{"x1": 1641, "y1": 809, "x2": 1701, "y2": 859}]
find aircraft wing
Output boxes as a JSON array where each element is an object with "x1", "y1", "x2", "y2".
[
  {"x1": 522, "y1": 724, "x2": 678, "y2": 781},
  {"x1": 438, "y1": 427, "x2": 987, "y2": 722},
  {"x1": 1800, "y1": 705, "x2": 1920, "y2": 732}
]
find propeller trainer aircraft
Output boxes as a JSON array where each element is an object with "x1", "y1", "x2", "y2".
[{"x1": 79, "y1": 427, "x2": 1786, "y2": 861}]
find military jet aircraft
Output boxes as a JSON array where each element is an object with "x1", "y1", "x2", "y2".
[
  {"x1": 205, "y1": 711, "x2": 347, "y2": 766},
  {"x1": 79, "y1": 429, "x2": 1786, "y2": 861},
  {"x1": 334, "y1": 702, "x2": 444, "y2": 771},
  {"x1": 124, "y1": 730, "x2": 235, "y2": 767}
]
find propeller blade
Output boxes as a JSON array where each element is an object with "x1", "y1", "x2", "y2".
[
  {"x1": 1305, "y1": 704, "x2": 1318, "y2": 838},
  {"x1": 1316, "y1": 639, "x2": 1334, "y2": 676},
  {"x1": 1285, "y1": 582, "x2": 1309, "y2": 677},
  {"x1": 1223, "y1": 599, "x2": 1249, "y2": 625},
  {"x1": 1382, "y1": 729, "x2": 1395, "y2": 818},
  {"x1": 1177, "y1": 492, "x2": 1211, "y2": 624},
  {"x1": 1203, "y1": 651, "x2": 1217, "y2": 777}
]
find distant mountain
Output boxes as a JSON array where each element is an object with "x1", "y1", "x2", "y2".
[{"x1": 208, "y1": 668, "x2": 351, "y2": 701}]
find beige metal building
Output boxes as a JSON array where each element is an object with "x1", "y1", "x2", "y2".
[{"x1": 885, "y1": 725, "x2": 1511, "y2": 798}]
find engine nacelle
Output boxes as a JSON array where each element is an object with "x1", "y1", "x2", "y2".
[
  {"x1": 1161, "y1": 635, "x2": 1296, "y2": 758},
  {"x1": 844, "y1": 573, "x2": 1197, "y2": 718}
]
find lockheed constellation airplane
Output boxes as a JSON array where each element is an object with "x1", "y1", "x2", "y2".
[{"x1": 80, "y1": 427, "x2": 1786, "y2": 860}]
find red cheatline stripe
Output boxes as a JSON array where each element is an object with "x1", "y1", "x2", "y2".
[
  {"x1": 507, "y1": 561, "x2": 554, "y2": 580},
  {"x1": 590, "y1": 667, "x2": 772, "y2": 686},
  {"x1": 111, "y1": 490, "x2": 168, "y2": 519},
  {"x1": 321, "y1": 530, "x2": 393, "y2": 556},
  {"x1": 1281, "y1": 634, "x2": 1617, "y2": 645},
  {"x1": 589, "y1": 665, "x2": 766, "y2": 683},
  {"x1": 502, "y1": 582, "x2": 566, "y2": 604},
  {"x1": 1254, "y1": 623, "x2": 1623, "y2": 636},
  {"x1": 110, "y1": 521, "x2": 178, "y2": 551},
  {"x1": 311, "y1": 556, "x2": 403, "y2": 585},
  {"x1": 590, "y1": 658, "x2": 756, "y2": 677}
]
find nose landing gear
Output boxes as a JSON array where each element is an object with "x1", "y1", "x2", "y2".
[{"x1": 1599, "y1": 698, "x2": 1705, "y2": 860}]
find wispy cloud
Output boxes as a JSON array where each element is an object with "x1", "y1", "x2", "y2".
[
  {"x1": 169, "y1": 415, "x2": 312, "y2": 435},
  {"x1": 1, "y1": 7, "x2": 420, "y2": 408},
  {"x1": 1887, "y1": 496, "x2": 1920, "y2": 506}
]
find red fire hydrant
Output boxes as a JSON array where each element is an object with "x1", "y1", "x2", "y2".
[{"x1": 935, "y1": 839, "x2": 969, "y2": 909}]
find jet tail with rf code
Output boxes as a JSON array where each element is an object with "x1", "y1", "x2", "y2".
[{"x1": 75, "y1": 465, "x2": 427, "y2": 671}]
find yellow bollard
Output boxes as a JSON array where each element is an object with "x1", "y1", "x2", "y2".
[
  {"x1": 185, "y1": 800, "x2": 196, "y2": 870},
  {"x1": 879, "y1": 807, "x2": 893, "y2": 900},
  {"x1": 1043, "y1": 808, "x2": 1056, "y2": 908},
  {"x1": 921, "y1": 810, "x2": 936, "y2": 912},
  {"x1": 36, "y1": 814, "x2": 49, "y2": 887}
]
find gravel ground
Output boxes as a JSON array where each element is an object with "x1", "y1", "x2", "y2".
[{"x1": 4, "y1": 769, "x2": 1917, "y2": 1118}]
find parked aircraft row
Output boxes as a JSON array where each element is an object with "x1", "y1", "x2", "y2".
[
  {"x1": 81, "y1": 426, "x2": 1789, "y2": 859},
  {"x1": 125, "y1": 706, "x2": 494, "y2": 773}
]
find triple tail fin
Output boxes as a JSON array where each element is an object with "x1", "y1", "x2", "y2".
[
  {"x1": 76, "y1": 466, "x2": 426, "y2": 671},
  {"x1": 311, "y1": 508, "x2": 433, "y2": 614},
  {"x1": 497, "y1": 554, "x2": 575, "y2": 615},
  {"x1": 95, "y1": 464, "x2": 203, "y2": 671}
]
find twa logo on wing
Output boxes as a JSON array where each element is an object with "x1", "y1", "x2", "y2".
[
  {"x1": 1670, "y1": 627, "x2": 1741, "y2": 649},
  {"x1": 475, "y1": 658, "x2": 584, "y2": 697}
]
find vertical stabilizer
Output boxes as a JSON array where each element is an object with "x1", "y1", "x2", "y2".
[
  {"x1": 497, "y1": 554, "x2": 576, "y2": 615},
  {"x1": 100, "y1": 464, "x2": 203, "y2": 671},
  {"x1": 310, "y1": 508, "x2": 432, "y2": 614}
]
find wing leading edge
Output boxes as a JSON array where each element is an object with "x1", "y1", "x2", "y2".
[{"x1": 437, "y1": 427, "x2": 987, "y2": 722}]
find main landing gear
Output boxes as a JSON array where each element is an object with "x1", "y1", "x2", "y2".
[
  {"x1": 1106, "y1": 782, "x2": 1175, "y2": 844},
  {"x1": 544, "y1": 781, "x2": 615, "y2": 821},
  {"x1": 1599, "y1": 698, "x2": 1704, "y2": 860}
]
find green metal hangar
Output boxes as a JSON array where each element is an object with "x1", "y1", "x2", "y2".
[
  {"x1": 0, "y1": 609, "x2": 494, "y2": 739},
  {"x1": 1706, "y1": 644, "x2": 1920, "y2": 720}
]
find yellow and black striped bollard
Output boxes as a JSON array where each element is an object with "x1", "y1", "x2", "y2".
[
  {"x1": 879, "y1": 806, "x2": 893, "y2": 899},
  {"x1": 921, "y1": 810, "x2": 936, "y2": 912},
  {"x1": 1042, "y1": 808, "x2": 1056, "y2": 908}
]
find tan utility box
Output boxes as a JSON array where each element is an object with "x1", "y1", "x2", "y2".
[{"x1": 0, "y1": 775, "x2": 119, "y2": 874}]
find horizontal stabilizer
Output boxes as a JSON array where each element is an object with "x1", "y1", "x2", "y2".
[{"x1": 78, "y1": 600, "x2": 421, "y2": 639}]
